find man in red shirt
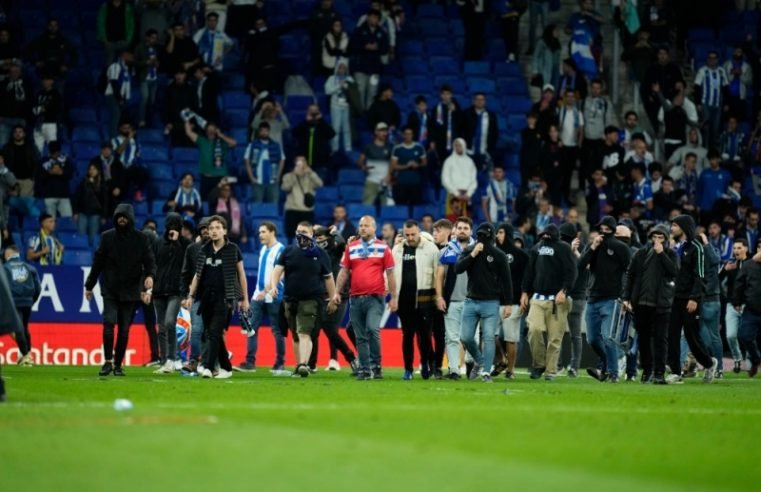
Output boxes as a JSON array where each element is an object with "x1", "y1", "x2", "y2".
[{"x1": 332, "y1": 216, "x2": 397, "y2": 379}]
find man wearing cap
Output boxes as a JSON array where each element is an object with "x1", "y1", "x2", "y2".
[
  {"x1": 579, "y1": 215, "x2": 632, "y2": 383},
  {"x1": 622, "y1": 224, "x2": 677, "y2": 384},
  {"x1": 455, "y1": 222, "x2": 512, "y2": 383},
  {"x1": 358, "y1": 123, "x2": 393, "y2": 206},
  {"x1": 86, "y1": 203, "x2": 156, "y2": 376},
  {"x1": 521, "y1": 224, "x2": 578, "y2": 380}
]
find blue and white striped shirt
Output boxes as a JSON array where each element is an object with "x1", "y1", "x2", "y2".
[{"x1": 694, "y1": 66, "x2": 728, "y2": 108}]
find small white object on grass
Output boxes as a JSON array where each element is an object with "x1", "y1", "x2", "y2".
[{"x1": 113, "y1": 398, "x2": 134, "y2": 411}]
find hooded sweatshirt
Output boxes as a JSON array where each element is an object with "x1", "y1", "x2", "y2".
[
  {"x1": 622, "y1": 224, "x2": 678, "y2": 311},
  {"x1": 324, "y1": 59, "x2": 355, "y2": 109},
  {"x1": 700, "y1": 233, "x2": 721, "y2": 303},
  {"x1": 153, "y1": 213, "x2": 192, "y2": 297},
  {"x1": 559, "y1": 222, "x2": 589, "y2": 301},
  {"x1": 522, "y1": 224, "x2": 578, "y2": 297},
  {"x1": 578, "y1": 217, "x2": 632, "y2": 302},
  {"x1": 672, "y1": 214, "x2": 705, "y2": 301},
  {"x1": 455, "y1": 223, "x2": 512, "y2": 304},
  {"x1": 441, "y1": 138, "x2": 478, "y2": 198},
  {"x1": 497, "y1": 222, "x2": 529, "y2": 305},
  {"x1": 86, "y1": 203, "x2": 157, "y2": 302},
  {"x1": 668, "y1": 129, "x2": 708, "y2": 180},
  {"x1": 3, "y1": 253, "x2": 41, "y2": 307}
]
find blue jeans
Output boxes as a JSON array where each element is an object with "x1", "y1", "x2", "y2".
[
  {"x1": 585, "y1": 299, "x2": 620, "y2": 377},
  {"x1": 349, "y1": 295, "x2": 384, "y2": 370},
  {"x1": 251, "y1": 183, "x2": 279, "y2": 204},
  {"x1": 739, "y1": 309, "x2": 761, "y2": 366},
  {"x1": 244, "y1": 300, "x2": 285, "y2": 368},
  {"x1": 460, "y1": 299, "x2": 500, "y2": 373},
  {"x1": 699, "y1": 300, "x2": 723, "y2": 365},
  {"x1": 139, "y1": 79, "x2": 158, "y2": 125},
  {"x1": 528, "y1": 0, "x2": 550, "y2": 50},
  {"x1": 725, "y1": 306, "x2": 743, "y2": 361},
  {"x1": 703, "y1": 105, "x2": 722, "y2": 148},
  {"x1": 189, "y1": 300, "x2": 205, "y2": 362},
  {"x1": 78, "y1": 214, "x2": 101, "y2": 245}
]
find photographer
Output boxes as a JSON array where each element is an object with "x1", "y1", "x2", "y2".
[
  {"x1": 455, "y1": 222, "x2": 513, "y2": 383},
  {"x1": 281, "y1": 156, "x2": 324, "y2": 242}
]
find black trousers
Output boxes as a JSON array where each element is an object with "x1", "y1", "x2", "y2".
[
  {"x1": 634, "y1": 305, "x2": 670, "y2": 377},
  {"x1": 201, "y1": 301, "x2": 233, "y2": 372},
  {"x1": 103, "y1": 299, "x2": 137, "y2": 367},
  {"x1": 559, "y1": 146, "x2": 578, "y2": 205},
  {"x1": 669, "y1": 298, "x2": 713, "y2": 373},
  {"x1": 309, "y1": 299, "x2": 356, "y2": 368},
  {"x1": 143, "y1": 301, "x2": 159, "y2": 362},
  {"x1": 15, "y1": 307, "x2": 31, "y2": 355},
  {"x1": 500, "y1": 16, "x2": 520, "y2": 58},
  {"x1": 430, "y1": 311, "x2": 446, "y2": 371},
  {"x1": 398, "y1": 305, "x2": 433, "y2": 372},
  {"x1": 462, "y1": 12, "x2": 486, "y2": 60}
]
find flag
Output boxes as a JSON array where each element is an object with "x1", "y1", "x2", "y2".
[{"x1": 571, "y1": 28, "x2": 597, "y2": 79}]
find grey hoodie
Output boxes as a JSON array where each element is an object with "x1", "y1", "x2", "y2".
[{"x1": 668, "y1": 127, "x2": 708, "y2": 179}]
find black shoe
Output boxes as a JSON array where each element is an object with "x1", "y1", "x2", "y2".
[
  {"x1": 491, "y1": 360, "x2": 508, "y2": 377},
  {"x1": 421, "y1": 363, "x2": 431, "y2": 380},
  {"x1": 625, "y1": 374, "x2": 636, "y2": 382},
  {"x1": 296, "y1": 364, "x2": 310, "y2": 378},
  {"x1": 447, "y1": 371, "x2": 461, "y2": 380},
  {"x1": 349, "y1": 359, "x2": 360, "y2": 376},
  {"x1": 586, "y1": 367, "x2": 608, "y2": 382},
  {"x1": 356, "y1": 370, "x2": 372, "y2": 380},
  {"x1": 113, "y1": 366, "x2": 126, "y2": 377},
  {"x1": 567, "y1": 368, "x2": 578, "y2": 378},
  {"x1": 651, "y1": 375, "x2": 667, "y2": 385},
  {"x1": 0, "y1": 377, "x2": 6, "y2": 402},
  {"x1": 716, "y1": 370, "x2": 724, "y2": 380},
  {"x1": 733, "y1": 360, "x2": 742, "y2": 373},
  {"x1": 640, "y1": 373, "x2": 653, "y2": 384},
  {"x1": 371, "y1": 367, "x2": 384, "y2": 379},
  {"x1": 433, "y1": 369, "x2": 444, "y2": 380},
  {"x1": 465, "y1": 361, "x2": 474, "y2": 378},
  {"x1": 529, "y1": 367, "x2": 545, "y2": 380},
  {"x1": 99, "y1": 361, "x2": 114, "y2": 376},
  {"x1": 609, "y1": 375, "x2": 620, "y2": 383}
]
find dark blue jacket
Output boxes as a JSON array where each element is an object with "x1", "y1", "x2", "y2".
[
  {"x1": 350, "y1": 24, "x2": 389, "y2": 75},
  {"x1": 3, "y1": 255, "x2": 41, "y2": 308}
]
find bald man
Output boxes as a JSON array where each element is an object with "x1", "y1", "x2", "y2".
[{"x1": 333, "y1": 216, "x2": 397, "y2": 380}]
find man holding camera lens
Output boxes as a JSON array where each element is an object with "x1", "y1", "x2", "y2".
[{"x1": 455, "y1": 222, "x2": 512, "y2": 383}]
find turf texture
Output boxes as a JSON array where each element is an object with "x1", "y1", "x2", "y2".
[{"x1": 0, "y1": 366, "x2": 759, "y2": 491}]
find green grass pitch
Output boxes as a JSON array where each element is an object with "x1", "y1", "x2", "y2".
[{"x1": 1, "y1": 366, "x2": 759, "y2": 491}]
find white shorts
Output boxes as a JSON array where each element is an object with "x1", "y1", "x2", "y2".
[{"x1": 501, "y1": 304, "x2": 522, "y2": 343}]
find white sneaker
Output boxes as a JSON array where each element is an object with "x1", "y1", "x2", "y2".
[
  {"x1": 272, "y1": 369, "x2": 292, "y2": 377},
  {"x1": 198, "y1": 364, "x2": 206, "y2": 373},
  {"x1": 327, "y1": 359, "x2": 341, "y2": 371},
  {"x1": 214, "y1": 369, "x2": 233, "y2": 379},
  {"x1": 201, "y1": 368, "x2": 213, "y2": 378},
  {"x1": 703, "y1": 357, "x2": 718, "y2": 384},
  {"x1": 666, "y1": 374, "x2": 683, "y2": 384},
  {"x1": 154, "y1": 360, "x2": 174, "y2": 374},
  {"x1": 18, "y1": 354, "x2": 33, "y2": 366},
  {"x1": 459, "y1": 366, "x2": 467, "y2": 376},
  {"x1": 173, "y1": 360, "x2": 182, "y2": 371}
]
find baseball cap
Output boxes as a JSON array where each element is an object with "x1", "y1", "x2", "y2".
[{"x1": 375, "y1": 122, "x2": 389, "y2": 131}]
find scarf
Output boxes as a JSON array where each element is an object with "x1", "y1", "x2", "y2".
[
  {"x1": 729, "y1": 59, "x2": 743, "y2": 98},
  {"x1": 418, "y1": 111, "x2": 428, "y2": 144},
  {"x1": 42, "y1": 154, "x2": 67, "y2": 172},
  {"x1": 473, "y1": 110, "x2": 487, "y2": 154},
  {"x1": 39, "y1": 229, "x2": 62, "y2": 266},
  {"x1": 440, "y1": 237, "x2": 475, "y2": 265},
  {"x1": 559, "y1": 105, "x2": 582, "y2": 129},
  {"x1": 435, "y1": 103, "x2": 454, "y2": 151},
  {"x1": 101, "y1": 155, "x2": 114, "y2": 180},
  {"x1": 200, "y1": 29, "x2": 218, "y2": 66},
  {"x1": 116, "y1": 60, "x2": 131, "y2": 98},
  {"x1": 111, "y1": 136, "x2": 138, "y2": 167},
  {"x1": 215, "y1": 197, "x2": 241, "y2": 235},
  {"x1": 8, "y1": 78, "x2": 24, "y2": 102},
  {"x1": 213, "y1": 138, "x2": 224, "y2": 168},
  {"x1": 147, "y1": 46, "x2": 158, "y2": 80}
]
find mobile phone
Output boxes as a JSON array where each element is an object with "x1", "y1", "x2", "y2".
[{"x1": 226, "y1": 176, "x2": 238, "y2": 184}]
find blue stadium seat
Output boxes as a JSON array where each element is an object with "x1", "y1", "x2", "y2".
[
  {"x1": 133, "y1": 201, "x2": 149, "y2": 217},
  {"x1": 63, "y1": 249, "x2": 93, "y2": 266},
  {"x1": 507, "y1": 114, "x2": 528, "y2": 132},
  {"x1": 140, "y1": 129, "x2": 166, "y2": 144},
  {"x1": 171, "y1": 147, "x2": 200, "y2": 163},
  {"x1": 315, "y1": 186, "x2": 339, "y2": 203},
  {"x1": 56, "y1": 216, "x2": 78, "y2": 232},
  {"x1": 337, "y1": 169, "x2": 366, "y2": 185},
  {"x1": 222, "y1": 91, "x2": 251, "y2": 110},
  {"x1": 494, "y1": 64, "x2": 523, "y2": 77},
  {"x1": 173, "y1": 161, "x2": 197, "y2": 179},
  {"x1": 149, "y1": 180, "x2": 176, "y2": 201},
  {"x1": 339, "y1": 185, "x2": 364, "y2": 203},
  {"x1": 420, "y1": 20, "x2": 448, "y2": 37},
  {"x1": 463, "y1": 61, "x2": 490, "y2": 76},
  {"x1": 506, "y1": 170, "x2": 521, "y2": 188},
  {"x1": 148, "y1": 163, "x2": 174, "y2": 180},
  {"x1": 242, "y1": 252, "x2": 258, "y2": 270},
  {"x1": 401, "y1": 58, "x2": 428, "y2": 76},
  {"x1": 429, "y1": 57, "x2": 458, "y2": 75},
  {"x1": 406, "y1": 76, "x2": 434, "y2": 94},
  {"x1": 74, "y1": 143, "x2": 102, "y2": 160},
  {"x1": 466, "y1": 77, "x2": 496, "y2": 94},
  {"x1": 380, "y1": 206, "x2": 409, "y2": 222},
  {"x1": 69, "y1": 108, "x2": 98, "y2": 125},
  {"x1": 412, "y1": 204, "x2": 442, "y2": 219},
  {"x1": 141, "y1": 145, "x2": 169, "y2": 161},
  {"x1": 58, "y1": 232, "x2": 90, "y2": 250},
  {"x1": 314, "y1": 203, "x2": 334, "y2": 222},
  {"x1": 418, "y1": 4, "x2": 444, "y2": 18},
  {"x1": 426, "y1": 39, "x2": 456, "y2": 56},
  {"x1": 249, "y1": 203, "x2": 279, "y2": 218},
  {"x1": 503, "y1": 96, "x2": 533, "y2": 115},
  {"x1": 434, "y1": 76, "x2": 467, "y2": 94},
  {"x1": 227, "y1": 109, "x2": 249, "y2": 127},
  {"x1": 72, "y1": 126, "x2": 102, "y2": 143},
  {"x1": 286, "y1": 95, "x2": 315, "y2": 112},
  {"x1": 398, "y1": 40, "x2": 424, "y2": 57},
  {"x1": 347, "y1": 204, "x2": 375, "y2": 220},
  {"x1": 221, "y1": 72, "x2": 246, "y2": 91}
]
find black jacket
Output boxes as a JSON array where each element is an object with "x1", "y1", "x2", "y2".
[
  {"x1": 462, "y1": 107, "x2": 498, "y2": 157},
  {"x1": 35, "y1": 155, "x2": 74, "y2": 199},
  {"x1": 455, "y1": 242, "x2": 512, "y2": 305},
  {"x1": 73, "y1": 175, "x2": 108, "y2": 216},
  {"x1": 522, "y1": 225, "x2": 578, "y2": 297},
  {"x1": 196, "y1": 74, "x2": 220, "y2": 123},
  {"x1": 153, "y1": 213, "x2": 191, "y2": 297},
  {"x1": 407, "y1": 110, "x2": 434, "y2": 145},
  {"x1": 181, "y1": 240, "x2": 205, "y2": 298},
  {"x1": 86, "y1": 203, "x2": 156, "y2": 302},
  {"x1": 2, "y1": 141, "x2": 40, "y2": 180},
  {"x1": 622, "y1": 226, "x2": 678, "y2": 311},
  {"x1": 293, "y1": 119, "x2": 336, "y2": 168},
  {"x1": 720, "y1": 257, "x2": 747, "y2": 302},
  {"x1": 497, "y1": 223, "x2": 528, "y2": 305},
  {"x1": 33, "y1": 87, "x2": 62, "y2": 125},
  {"x1": 367, "y1": 98, "x2": 401, "y2": 130},
  {"x1": 672, "y1": 214, "x2": 705, "y2": 301},
  {"x1": 702, "y1": 239, "x2": 721, "y2": 302},
  {"x1": 732, "y1": 259, "x2": 761, "y2": 314},
  {"x1": 579, "y1": 235, "x2": 632, "y2": 302}
]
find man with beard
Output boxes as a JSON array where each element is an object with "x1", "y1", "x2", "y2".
[
  {"x1": 667, "y1": 215, "x2": 718, "y2": 383},
  {"x1": 580, "y1": 216, "x2": 632, "y2": 383},
  {"x1": 622, "y1": 225, "x2": 678, "y2": 384},
  {"x1": 455, "y1": 223, "x2": 513, "y2": 383},
  {"x1": 152, "y1": 213, "x2": 192, "y2": 374},
  {"x1": 436, "y1": 217, "x2": 473, "y2": 379},
  {"x1": 85, "y1": 204, "x2": 156, "y2": 377},
  {"x1": 493, "y1": 222, "x2": 528, "y2": 380},
  {"x1": 308, "y1": 226, "x2": 359, "y2": 373},
  {"x1": 521, "y1": 224, "x2": 577, "y2": 380},
  {"x1": 183, "y1": 215, "x2": 249, "y2": 379},
  {"x1": 181, "y1": 217, "x2": 210, "y2": 373},
  {"x1": 271, "y1": 222, "x2": 337, "y2": 377}
]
